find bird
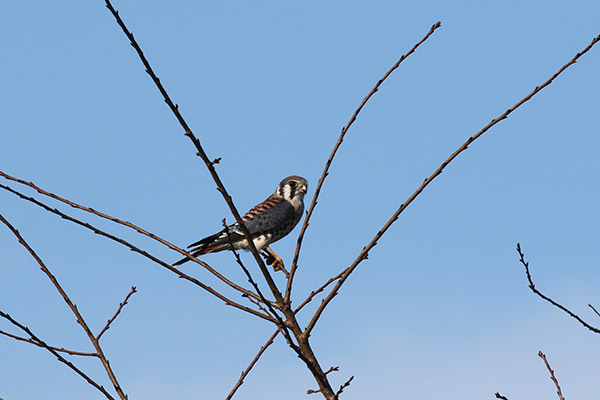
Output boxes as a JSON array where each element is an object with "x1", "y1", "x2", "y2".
[{"x1": 173, "y1": 175, "x2": 308, "y2": 268}]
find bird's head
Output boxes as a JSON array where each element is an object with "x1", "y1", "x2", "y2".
[{"x1": 277, "y1": 175, "x2": 308, "y2": 202}]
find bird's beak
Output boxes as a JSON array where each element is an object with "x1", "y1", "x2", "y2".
[{"x1": 299, "y1": 184, "x2": 307, "y2": 194}]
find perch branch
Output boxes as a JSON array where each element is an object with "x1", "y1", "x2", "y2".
[{"x1": 104, "y1": 3, "x2": 340, "y2": 396}]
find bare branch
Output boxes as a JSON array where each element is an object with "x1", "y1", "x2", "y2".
[
  {"x1": 222, "y1": 219, "x2": 287, "y2": 324},
  {"x1": 0, "y1": 212, "x2": 128, "y2": 399},
  {"x1": 295, "y1": 267, "x2": 350, "y2": 313},
  {"x1": 588, "y1": 304, "x2": 600, "y2": 319},
  {"x1": 538, "y1": 351, "x2": 565, "y2": 400},
  {"x1": 0, "y1": 311, "x2": 115, "y2": 400},
  {"x1": 335, "y1": 376, "x2": 354, "y2": 397},
  {"x1": 226, "y1": 330, "x2": 279, "y2": 400},
  {"x1": 286, "y1": 21, "x2": 443, "y2": 303},
  {"x1": 97, "y1": 286, "x2": 137, "y2": 341},
  {"x1": 0, "y1": 330, "x2": 96, "y2": 357},
  {"x1": 0, "y1": 169, "x2": 265, "y2": 305},
  {"x1": 324, "y1": 366, "x2": 339, "y2": 375},
  {"x1": 495, "y1": 393, "x2": 509, "y2": 400},
  {"x1": 304, "y1": 33, "x2": 600, "y2": 338},
  {"x1": 226, "y1": 267, "x2": 350, "y2": 398},
  {"x1": 103, "y1": 0, "x2": 285, "y2": 309},
  {"x1": 517, "y1": 243, "x2": 600, "y2": 334},
  {"x1": 0, "y1": 184, "x2": 275, "y2": 323},
  {"x1": 104, "y1": 3, "x2": 342, "y2": 396}
]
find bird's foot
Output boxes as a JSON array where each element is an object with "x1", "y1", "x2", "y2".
[{"x1": 262, "y1": 247, "x2": 290, "y2": 277}]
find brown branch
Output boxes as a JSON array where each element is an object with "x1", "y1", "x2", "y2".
[
  {"x1": 103, "y1": 0, "x2": 285, "y2": 310},
  {"x1": 97, "y1": 286, "x2": 137, "y2": 341},
  {"x1": 335, "y1": 376, "x2": 354, "y2": 397},
  {"x1": 285, "y1": 21, "x2": 443, "y2": 303},
  {"x1": 517, "y1": 243, "x2": 600, "y2": 334},
  {"x1": 0, "y1": 330, "x2": 96, "y2": 357},
  {"x1": 0, "y1": 311, "x2": 116, "y2": 400},
  {"x1": 0, "y1": 169, "x2": 265, "y2": 305},
  {"x1": 104, "y1": 3, "x2": 341, "y2": 397},
  {"x1": 226, "y1": 267, "x2": 350, "y2": 398},
  {"x1": 0, "y1": 212, "x2": 128, "y2": 399},
  {"x1": 324, "y1": 366, "x2": 339, "y2": 375},
  {"x1": 495, "y1": 393, "x2": 509, "y2": 400},
  {"x1": 220, "y1": 219, "x2": 303, "y2": 359},
  {"x1": 538, "y1": 351, "x2": 565, "y2": 400},
  {"x1": 221, "y1": 219, "x2": 288, "y2": 319},
  {"x1": 0, "y1": 185, "x2": 275, "y2": 323},
  {"x1": 303, "y1": 33, "x2": 600, "y2": 338},
  {"x1": 295, "y1": 267, "x2": 350, "y2": 313},
  {"x1": 225, "y1": 329, "x2": 279, "y2": 400}
]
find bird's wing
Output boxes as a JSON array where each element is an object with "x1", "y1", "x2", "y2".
[
  {"x1": 173, "y1": 195, "x2": 296, "y2": 266},
  {"x1": 187, "y1": 194, "x2": 294, "y2": 249},
  {"x1": 239, "y1": 193, "x2": 296, "y2": 236}
]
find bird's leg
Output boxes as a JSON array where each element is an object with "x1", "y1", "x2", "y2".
[{"x1": 262, "y1": 246, "x2": 289, "y2": 277}]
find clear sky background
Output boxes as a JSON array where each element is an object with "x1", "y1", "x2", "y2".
[{"x1": 1, "y1": 1, "x2": 599, "y2": 399}]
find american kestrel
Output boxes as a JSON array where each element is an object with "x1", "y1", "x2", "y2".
[{"x1": 174, "y1": 175, "x2": 308, "y2": 267}]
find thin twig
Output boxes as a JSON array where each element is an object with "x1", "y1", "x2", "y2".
[
  {"x1": 97, "y1": 286, "x2": 137, "y2": 340},
  {"x1": 295, "y1": 267, "x2": 350, "y2": 313},
  {"x1": 0, "y1": 169, "x2": 264, "y2": 304},
  {"x1": 538, "y1": 351, "x2": 565, "y2": 400},
  {"x1": 225, "y1": 329, "x2": 279, "y2": 400},
  {"x1": 335, "y1": 376, "x2": 354, "y2": 397},
  {"x1": 285, "y1": 21, "x2": 443, "y2": 303},
  {"x1": 588, "y1": 304, "x2": 600, "y2": 319},
  {"x1": 303, "y1": 33, "x2": 600, "y2": 338},
  {"x1": 495, "y1": 393, "x2": 509, "y2": 400},
  {"x1": 0, "y1": 330, "x2": 96, "y2": 356},
  {"x1": 517, "y1": 243, "x2": 600, "y2": 334},
  {"x1": 0, "y1": 311, "x2": 116, "y2": 400},
  {"x1": 324, "y1": 366, "x2": 339, "y2": 375},
  {"x1": 0, "y1": 212, "x2": 128, "y2": 399},
  {"x1": 0, "y1": 185, "x2": 275, "y2": 323}
]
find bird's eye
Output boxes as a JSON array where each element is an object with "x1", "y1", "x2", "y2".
[{"x1": 289, "y1": 181, "x2": 297, "y2": 188}]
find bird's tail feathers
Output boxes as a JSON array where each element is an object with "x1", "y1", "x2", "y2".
[{"x1": 172, "y1": 231, "x2": 230, "y2": 266}]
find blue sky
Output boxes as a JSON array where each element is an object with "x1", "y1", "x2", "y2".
[{"x1": 1, "y1": 1, "x2": 599, "y2": 399}]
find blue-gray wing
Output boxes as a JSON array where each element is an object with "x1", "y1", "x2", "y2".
[
  {"x1": 175, "y1": 194, "x2": 297, "y2": 265},
  {"x1": 199, "y1": 194, "x2": 295, "y2": 245},
  {"x1": 236, "y1": 193, "x2": 296, "y2": 236}
]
